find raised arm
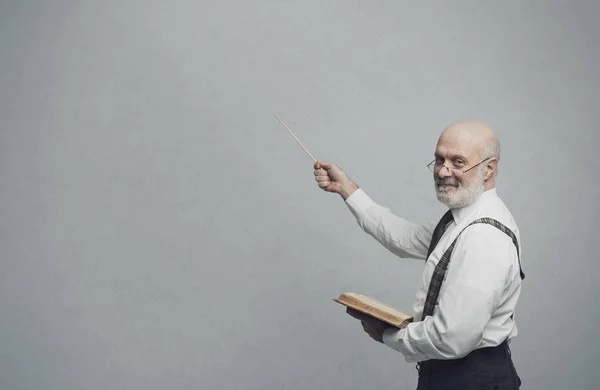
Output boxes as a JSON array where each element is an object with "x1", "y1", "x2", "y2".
[{"x1": 314, "y1": 161, "x2": 434, "y2": 260}]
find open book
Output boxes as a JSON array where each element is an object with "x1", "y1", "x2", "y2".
[{"x1": 333, "y1": 292, "x2": 413, "y2": 329}]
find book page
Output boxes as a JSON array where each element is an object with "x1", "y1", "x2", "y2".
[{"x1": 334, "y1": 292, "x2": 413, "y2": 327}]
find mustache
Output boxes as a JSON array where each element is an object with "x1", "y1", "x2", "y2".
[{"x1": 435, "y1": 178, "x2": 460, "y2": 187}]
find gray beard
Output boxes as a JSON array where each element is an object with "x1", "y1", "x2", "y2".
[{"x1": 435, "y1": 167, "x2": 486, "y2": 209}]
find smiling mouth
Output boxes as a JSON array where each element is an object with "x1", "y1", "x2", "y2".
[{"x1": 437, "y1": 183, "x2": 458, "y2": 191}]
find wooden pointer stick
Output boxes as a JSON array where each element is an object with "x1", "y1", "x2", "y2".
[{"x1": 274, "y1": 114, "x2": 317, "y2": 163}]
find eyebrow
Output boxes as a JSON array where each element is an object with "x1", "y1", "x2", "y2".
[{"x1": 434, "y1": 152, "x2": 469, "y2": 162}]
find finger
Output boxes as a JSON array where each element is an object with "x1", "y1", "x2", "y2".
[
  {"x1": 313, "y1": 169, "x2": 327, "y2": 176},
  {"x1": 314, "y1": 161, "x2": 321, "y2": 169},
  {"x1": 315, "y1": 176, "x2": 330, "y2": 182},
  {"x1": 347, "y1": 308, "x2": 369, "y2": 320}
]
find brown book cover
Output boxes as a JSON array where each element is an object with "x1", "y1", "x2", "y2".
[{"x1": 333, "y1": 292, "x2": 413, "y2": 329}]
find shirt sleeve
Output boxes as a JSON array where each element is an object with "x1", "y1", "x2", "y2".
[
  {"x1": 345, "y1": 189, "x2": 434, "y2": 260},
  {"x1": 381, "y1": 224, "x2": 518, "y2": 362}
]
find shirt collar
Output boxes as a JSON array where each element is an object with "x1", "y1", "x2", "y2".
[{"x1": 450, "y1": 188, "x2": 498, "y2": 224}]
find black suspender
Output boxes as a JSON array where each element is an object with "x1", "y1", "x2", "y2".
[{"x1": 422, "y1": 218, "x2": 525, "y2": 319}]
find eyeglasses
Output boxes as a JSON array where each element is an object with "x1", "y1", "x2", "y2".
[{"x1": 427, "y1": 157, "x2": 491, "y2": 177}]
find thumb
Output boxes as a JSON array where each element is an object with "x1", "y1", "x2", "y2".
[{"x1": 315, "y1": 161, "x2": 333, "y2": 170}]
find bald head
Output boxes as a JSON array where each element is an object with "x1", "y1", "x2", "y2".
[{"x1": 439, "y1": 120, "x2": 500, "y2": 161}]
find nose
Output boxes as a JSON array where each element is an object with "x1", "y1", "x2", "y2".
[{"x1": 436, "y1": 165, "x2": 453, "y2": 179}]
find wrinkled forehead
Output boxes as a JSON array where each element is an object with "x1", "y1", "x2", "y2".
[{"x1": 435, "y1": 129, "x2": 483, "y2": 160}]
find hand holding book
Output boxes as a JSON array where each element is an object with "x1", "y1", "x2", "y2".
[{"x1": 345, "y1": 307, "x2": 389, "y2": 343}]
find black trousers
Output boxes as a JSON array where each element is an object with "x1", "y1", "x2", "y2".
[{"x1": 416, "y1": 341, "x2": 521, "y2": 390}]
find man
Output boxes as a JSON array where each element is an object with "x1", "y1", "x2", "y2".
[{"x1": 314, "y1": 120, "x2": 524, "y2": 389}]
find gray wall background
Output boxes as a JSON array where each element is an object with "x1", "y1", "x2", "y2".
[{"x1": 1, "y1": 1, "x2": 598, "y2": 389}]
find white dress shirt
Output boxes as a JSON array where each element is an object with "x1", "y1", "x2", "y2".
[{"x1": 345, "y1": 188, "x2": 523, "y2": 363}]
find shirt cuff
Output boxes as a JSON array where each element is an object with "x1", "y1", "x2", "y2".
[
  {"x1": 382, "y1": 327, "x2": 402, "y2": 348},
  {"x1": 382, "y1": 327, "x2": 427, "y2": 363},
  {"x1": 345, "y1": 188, "x2": 374, "y2": 220}
]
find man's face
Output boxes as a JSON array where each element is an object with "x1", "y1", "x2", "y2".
[{"x1": 433, "y1": 135, "x2": 486, "y2": 209}]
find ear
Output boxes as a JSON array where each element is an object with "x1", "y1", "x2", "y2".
[{"x1": 484, "y1": 158, "x2": 498, "y2": 181}]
